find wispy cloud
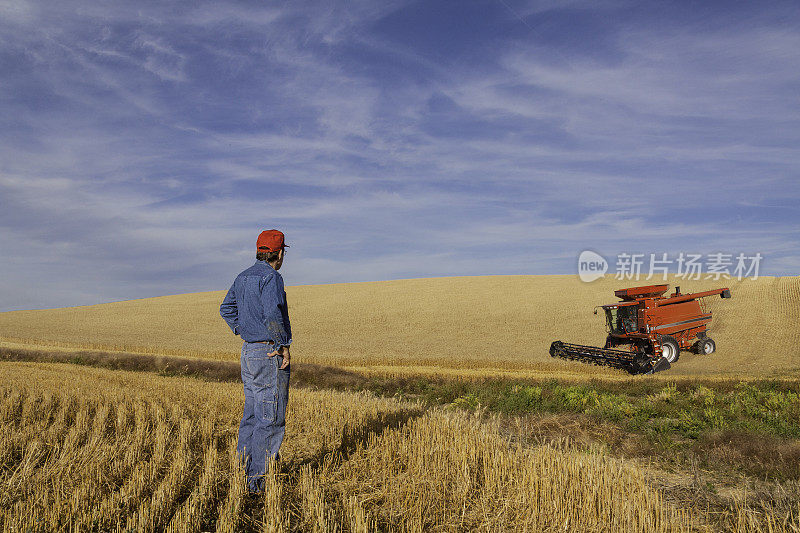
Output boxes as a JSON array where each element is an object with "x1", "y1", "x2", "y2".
[{"x1": 0, "y1": 0, "x2": 798, "y2": 311}]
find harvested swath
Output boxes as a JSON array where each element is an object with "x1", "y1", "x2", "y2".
[
  {"x1": 0, "y1": 362, "x2": 417, "y2": 531},
  {"x1": 0, "y1": 361, "x2": 736, "y2": 532}
]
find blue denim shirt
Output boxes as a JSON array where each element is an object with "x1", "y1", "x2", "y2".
[{"x1": 219, "y1": 260, "x2": 292, "y2": 347}]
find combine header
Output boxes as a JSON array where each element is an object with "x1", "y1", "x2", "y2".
[{"x1": 550, "y1": 285, "x2": 731, "y2": 374}]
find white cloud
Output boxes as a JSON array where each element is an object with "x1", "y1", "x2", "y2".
[{"x1": 134, "y1": 33, "x2": 188, "y2": 82}]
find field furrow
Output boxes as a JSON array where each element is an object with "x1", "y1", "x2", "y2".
[
  {"x1": 215, "y1": 437, "x2": 248, "y2": 533},
  {"x1": 168, "y1": 440, "x2": 220, "y2": 533}
]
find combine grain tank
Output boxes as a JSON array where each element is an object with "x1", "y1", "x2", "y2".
[{"x1": 550, "y1": 285, "x2": 731, "y2": 374}]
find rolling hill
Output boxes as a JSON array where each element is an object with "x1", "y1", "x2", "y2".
[{"x1": 1, "y1": 275, "x2": 798, "y2": 377}]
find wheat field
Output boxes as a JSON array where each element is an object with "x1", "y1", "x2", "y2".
[
  {"x1": 0, "y1": 361, "x2": 719, "y2": 532},
  {"x1": 1, "y1": 275, "x2": 798, "y2": 376},
  {"x1": 2, "y1": 271, "x2": 798, "y2": 531}
]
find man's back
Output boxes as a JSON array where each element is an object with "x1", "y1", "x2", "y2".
[{"x1": 220, "y1": 260, "x2": 292, "y2": 347}]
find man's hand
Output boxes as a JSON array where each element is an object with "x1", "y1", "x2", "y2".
[{"x1": 278, "y1": 345, "x2": 290, "y2": 369}]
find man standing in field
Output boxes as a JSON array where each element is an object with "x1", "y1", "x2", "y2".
[{"x1": 219, "y1": 229, "x2": 292, "y2": 494}]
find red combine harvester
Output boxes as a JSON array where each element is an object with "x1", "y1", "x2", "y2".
[{"x1": 550, "y1": 284, "x2": 731, "y2": 374}]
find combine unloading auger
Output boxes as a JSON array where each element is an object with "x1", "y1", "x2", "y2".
[{"x1": 551, "y1": 285, "x2": 731, "y2": 374}]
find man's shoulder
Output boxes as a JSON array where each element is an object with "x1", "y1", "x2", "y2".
[{"x1": 237, "y1": 262, "x2": 275, "y2": 280}]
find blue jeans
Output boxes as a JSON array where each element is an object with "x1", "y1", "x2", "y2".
[{"x1": 237, "y1": 341, "x2": 290, "y2": 493}]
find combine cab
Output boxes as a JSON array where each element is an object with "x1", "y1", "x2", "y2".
[{"x1": 550, "y1": 284, "x2": 731, "y2": 374}]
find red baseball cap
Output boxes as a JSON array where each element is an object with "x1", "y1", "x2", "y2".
[{"x1": 257, "y1": 230, "x2": 289, "y2": 252}]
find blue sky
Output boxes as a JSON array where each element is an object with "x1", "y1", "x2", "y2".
[{"x1": 1, "y1": 0, "x2": 798, "y2": 311}]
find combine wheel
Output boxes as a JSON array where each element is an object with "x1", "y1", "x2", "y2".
[
  {"x1": 699, "y1": 338, "x2": 716, "y2": 354},
  {"x1": 659, "y1": 336, "x2": 680, "y2": 363}
]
